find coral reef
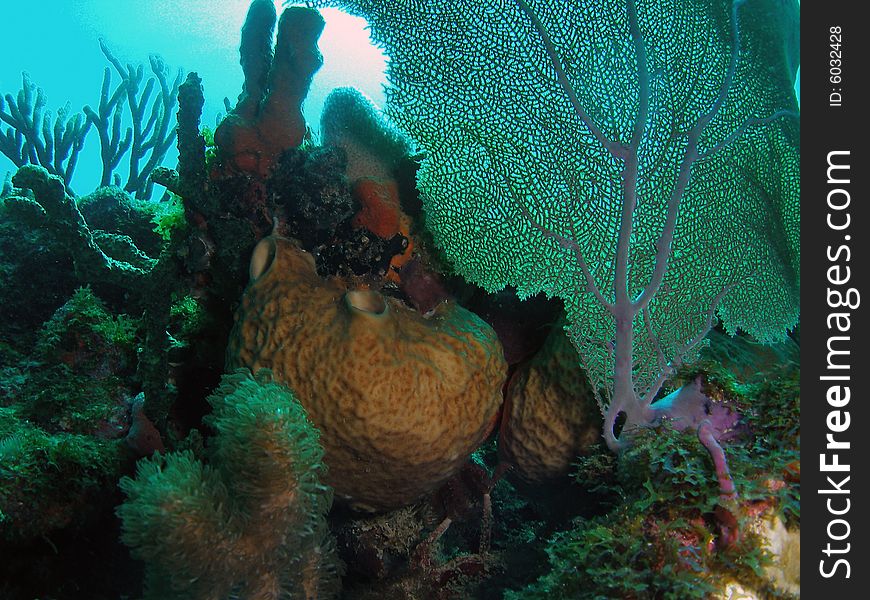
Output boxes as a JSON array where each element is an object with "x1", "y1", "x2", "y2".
[
  {"x1": 0, "y1": 2, "x2": 802, "y2": 598},
  {"x1": 3, "y1": 161, "x2": 200, "y2": 432},
  {"x1": 117, "y1": 370, "x2": 342, "y2": 600},
  {"x1": 227, "y1": 235, "x2": 506, "y2": 511},
  {"x1": 312, "y1": 5, "x2": 800, "y2": 581}
]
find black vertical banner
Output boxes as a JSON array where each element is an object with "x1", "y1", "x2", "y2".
[{"x1": 802, "y1": 1, "x2": 869, "y2": 596}]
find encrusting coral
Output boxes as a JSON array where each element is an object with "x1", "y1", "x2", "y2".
[
  {"x1": 8, "y1": 165, "x2": 156, "y2": 290},
  {"x1": 226, "y1": 235, "x2": 506, "y2": 512},
  {"x1": 0, "y1": 287, "x2": 139, "y2": 544},
  {"x1": 117, "y1": 369, "x2": 341, "y2": 600}
]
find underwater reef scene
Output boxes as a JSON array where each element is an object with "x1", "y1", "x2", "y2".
[{"x1": 0, "y1": 0, "x2": 799, "y2": 598}]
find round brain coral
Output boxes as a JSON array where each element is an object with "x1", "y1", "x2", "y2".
[{"x1": 226, "y1": 235, "x2": 506, "y2": 511}]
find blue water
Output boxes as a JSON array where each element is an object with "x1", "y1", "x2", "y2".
[{"x1": 2, "y1": 0, "x2": 387, "y2": 195}]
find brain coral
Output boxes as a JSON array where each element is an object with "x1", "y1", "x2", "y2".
[{"x1": 226, "y1": 235, "x2": 506, "y2": 511}]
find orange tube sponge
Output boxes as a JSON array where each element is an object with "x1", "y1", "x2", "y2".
[
  {"x1": 256, "y1": 7, "x2": 324, "y2": 155},
  {"x1": 214, "y1": 6, "x2": 325, "y2": 177},
  {"x1": 499, "y1": 323, "x2": 601, "y2": 482},
  {"x1": 227, "y1": 236, "x2": 506, "y2": 512}
]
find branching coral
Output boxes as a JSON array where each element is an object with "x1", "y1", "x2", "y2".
[
  {"x1": 1, "y1": 42, "x2": 182, "y2": 198},
  {"x1": 117, "y1": 370, "x2": 342, "y2": 600},
  {"x1": 84, "y1": 39, "x2": 184, "y2": 199},
  {"x1": 0, "y1": 74, "x2": 90, "y2": 194}
]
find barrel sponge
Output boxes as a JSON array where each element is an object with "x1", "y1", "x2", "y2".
[
  {"x1": 499, "y1": 323, "x2": 600, "y2": 482},
  {"x1": 226, "y1": 236, "x2": 506, "y2": 511}
]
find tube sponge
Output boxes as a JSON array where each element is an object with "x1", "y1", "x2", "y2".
[
  {"x1": 235, "y1": 0, "x2": 277, "y2": 122},
  {"x1": 214, "y1": 6, "x2": 325, "y2": 176},
  {"x1": 116, "y1": 370, "x2": 341, "y2": 600}
]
